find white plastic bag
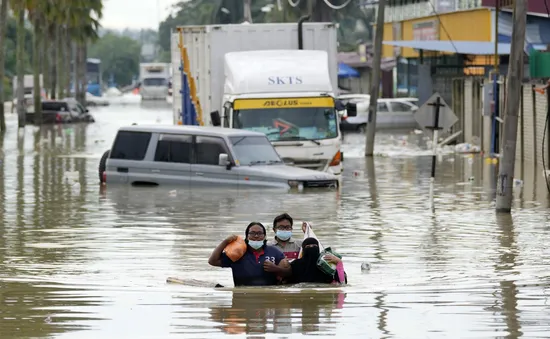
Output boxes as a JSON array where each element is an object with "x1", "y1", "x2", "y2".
[{"x1": 298, "y1": 222, "x2": 324, "y2": 259}]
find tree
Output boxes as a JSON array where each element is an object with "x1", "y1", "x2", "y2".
[
  {"x1": 0, "y1": 0, "x2": 9, "y2": 132},
  {"x1": 11, "y1": 0, "x2": 26, "y2": 127},
  {"x1": 88, "y1": 33, "x2": 141, "y2": 86}
]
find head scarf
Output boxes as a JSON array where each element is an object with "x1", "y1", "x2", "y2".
[{"x1": 289, "y1": 237, "x2": 333, "y2": 284}]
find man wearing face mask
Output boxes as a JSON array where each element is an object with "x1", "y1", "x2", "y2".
[
  {"x1": 268, "y1": 213, "x2": 303, "y2": 261},
  {"x1": 208, "y1": 222, "x2": 287, "y2": 286}
]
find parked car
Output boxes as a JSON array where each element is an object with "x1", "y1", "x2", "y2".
[
  {"x1": 25, "y1": 98, "x2": 95, "y2": 124},
  {"x1": 99, "y1": 125, "x2": 339, "y2": 190},
  {"x1": 338, "y1": 94, "x2": 419, "y2": 132}
]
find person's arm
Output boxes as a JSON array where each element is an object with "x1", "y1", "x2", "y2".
[
  {"x1": 324, "y1": 254, "x2": 346, "y2": 284},
  {"x1": 208, "y1": 235, "x2": 237, "y2": 267},
  {"x1": 264, "y1": 250, "x2": 292, "y2": 277}
]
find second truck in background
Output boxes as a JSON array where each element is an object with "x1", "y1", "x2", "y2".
[
  {"x1": 170, "y1": 22, "x2": 342, "y2": 176},
  {"x1": 139, "y1": 63, "x2": 170, "y2": 100}
]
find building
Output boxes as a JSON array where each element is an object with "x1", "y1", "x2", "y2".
[{"x1": 372, "y1": 0, "x2": 550, "y2": 96}]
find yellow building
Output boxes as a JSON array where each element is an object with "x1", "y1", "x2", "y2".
[{"x1": 381, "y1": 8, "x2": 493, "y2": 60}]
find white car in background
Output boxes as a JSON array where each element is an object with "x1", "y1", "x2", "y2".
[
  {"x1": 85, "y1": 92, "x2": 109, "y2": 106},
  {"x1": 338, "y1": 94, "x2": 419, "y2": 132}
]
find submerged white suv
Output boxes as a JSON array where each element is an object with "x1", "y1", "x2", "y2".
[{"x1": 99, "y1": 125, "x2": 339, "y2": 190}]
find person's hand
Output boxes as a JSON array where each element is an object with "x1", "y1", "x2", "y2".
[
  {"x1": 263, "y1": 260, "x2": 279, "y2": 273},
  {"x1": 224, "y1": 235, "x2": 238, "y2": 244},
  {"x1": 323, "y1": 254, "x2": 341, "y2": 265},
  {"x1": 280, "y1": 258, "x2": 290, "y2": 268}
]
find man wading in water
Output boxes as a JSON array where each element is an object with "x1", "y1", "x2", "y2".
[{"x1": 268, "y1": 213, "x2": 305, "y2": 261}]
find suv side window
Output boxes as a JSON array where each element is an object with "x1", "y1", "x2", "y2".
[
  {"x1": 195, "y1": 136, "x2": 229, "y2": 165},
  {"x1": 154, "y1": 134, "x2": 192, "y2": 163},
  {"x1": 110, "y1": 131, "x2": 152, "y2": 160}
]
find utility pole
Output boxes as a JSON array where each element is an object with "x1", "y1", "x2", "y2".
[
  {"x1": 243, "y1": 0, "x2": 253, "y2": 23},
  {"x1": 365, "y1": 0, "x2": 386, "y2": 156},
  {"x1": 495, "y1": 0, "x2": 526, "y2": 213}
]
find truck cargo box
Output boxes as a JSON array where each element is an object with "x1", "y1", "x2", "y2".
[{"x1": 170, "y1": 23, "x2": 338, "y2": 125}]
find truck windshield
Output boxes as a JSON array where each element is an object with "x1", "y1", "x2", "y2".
[
  {"x1": 143, "y1": 78, "x2": 167, "y2": 87},
  {"x1": 229, "y1": 136, "x2": 283, "y2": 166},
  {"x1": 232, "y1": 107, "x2": 338, "y2": 142}
]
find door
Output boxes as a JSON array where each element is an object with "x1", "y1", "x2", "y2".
[
  {"x1": 151, "y1": 133, "x2": 192, "y2": 187},
  {"x1": 375, "y1": 102, "x2": 391, "y2": 129},
  {"x1": 388, "y1": 101, "x2": 417, "y2": 129},
  {"x1": 190, "y1": 136, "x2": 239, "y2": 187},
  {"x1": 107, "y1": 130, "x2": 152, "y2": 184}
]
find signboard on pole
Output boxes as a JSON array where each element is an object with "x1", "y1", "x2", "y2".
[{"x1": 414, "y1": 92, "x2": 458, "y2": 138}]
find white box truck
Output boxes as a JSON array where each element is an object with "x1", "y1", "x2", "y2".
[
  {"x1": 171, "y1": 22, "x2": 342, "y2": 176},
  {"x1": 139, "y1": 63, "x2": 170, "y2": 100}
]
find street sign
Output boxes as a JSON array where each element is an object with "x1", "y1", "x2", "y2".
[{"x1": 414, "y1": 92, "x2": 458, "y2": 137}]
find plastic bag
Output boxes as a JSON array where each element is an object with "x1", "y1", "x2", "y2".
[
  {"x1": 223, "y1": 236, "x2": 247, "y2": 262},
  {"x1": 298, "y1": 222, "x2": 324, "y2": 259},
  {"x1": 316, "y1": 247, "x2": 342, "y2": 276}
]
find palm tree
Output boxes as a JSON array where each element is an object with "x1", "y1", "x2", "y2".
[
  {"x1": 27, "y1": 0, "x2": 44, "y2": 123},
  {"x1": 10, "y1": 0, "x2": 26, "y2": 127},
  {"x1": 0, "y1": 0, "x2": 9, "y2": 132}
]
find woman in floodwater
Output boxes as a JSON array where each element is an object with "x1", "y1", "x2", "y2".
[
  {"x1": 208, "y1": 222, "x2": 287, "y2": 287},
  {"x1": 265, "y1": 237, "x2": 347, "y2": 284}
]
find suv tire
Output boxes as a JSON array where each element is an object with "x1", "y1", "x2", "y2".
[{"x1": 99, "y1": 150, "x2": 110, "y2": 184}]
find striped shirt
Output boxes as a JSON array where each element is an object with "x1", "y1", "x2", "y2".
[{"x1": 268, "y1": 237, "x2": 303, "y2": 260}]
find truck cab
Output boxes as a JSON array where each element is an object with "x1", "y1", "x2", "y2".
[{"x1": 211, "y1": 50, "x2": 342, "y2": 175}]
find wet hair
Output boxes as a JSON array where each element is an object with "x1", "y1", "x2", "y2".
[
  {"x1": 273, "y1": 213, "x2": 293, "y2": 229},
  {"x1": 245, "y1": 222, "x2": 267, "y2": 247},
  {"x1": 302, "y1": 237, "x2": 319, "y2": 248}
]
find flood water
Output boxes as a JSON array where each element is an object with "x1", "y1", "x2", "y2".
[{"x1": 1, "y1": 102, "x2": 550, "y2": 338}]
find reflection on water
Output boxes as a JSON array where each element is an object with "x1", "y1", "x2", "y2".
[
  {"x1": 207, "y1": 289, "x2": 346, "y2": 335},
  {"x1": 0, "y1": 107, "x2": 550, "y2": 338}
]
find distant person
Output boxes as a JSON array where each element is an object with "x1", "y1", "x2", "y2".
[
  {"x1": 208, "y1": 222, "x2": 287, "y2": 286},
  {"x1": 268, "y1": 213, "x2": 303, "y2": 261},
  {"x1": 264, "y1": 237, "x2": 347, "y2": 285}
]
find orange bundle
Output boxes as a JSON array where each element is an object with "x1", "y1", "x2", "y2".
[{"x1": 224, "y1": 236, "x2": 247, "y2": 262}]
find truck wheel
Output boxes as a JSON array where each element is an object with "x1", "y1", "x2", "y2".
[
  {"x1": 99, "y1": 150, "x2": 110, "y2": 184},
  {"x1": 358, "y1": 124, "x2": 367, "y2": 133}
]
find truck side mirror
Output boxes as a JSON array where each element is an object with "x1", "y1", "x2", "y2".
[{"x1": 211, "y1": 110, "x2": 221, "y2": 126}]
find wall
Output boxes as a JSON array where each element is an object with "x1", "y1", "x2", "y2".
[
  {"x1": 457, "y1": 77, "x2": 550, "y2": 169},
  {"x1": 482, "y1": 0, "x2": 549, "y2": 16},
  {"x1": 382, "y1": 9, "x2": 492, "y2": 58}
]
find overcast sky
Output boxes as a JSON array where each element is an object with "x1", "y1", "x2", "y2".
[{"x1": 101, "y1": 0, "x2": 181, "y2": 29}]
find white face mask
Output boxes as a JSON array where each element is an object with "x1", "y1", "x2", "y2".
[{"x1": 248, "y1": 240, "x2": 264, "y2": 249}]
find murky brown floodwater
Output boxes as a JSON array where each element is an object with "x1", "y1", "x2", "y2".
[{"x1": 1, "y1": 102, "x2": 550, "y2": 338}]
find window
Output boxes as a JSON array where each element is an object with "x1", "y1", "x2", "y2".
[
  {"x1": 110, "y1": 131, "x2": 151, "y2": 160},
  {"x1": 143, "y1": 78, "x2": 167, "y2": 87},
  {"x1": 390, "y1": 102, "x2": 413, "y2": 112},
  {"x1": 154, "y1": 134, "x2": 192, "y2": 163},
  {"x1": 230, "y1": 136, "x2": 281, "y2": 166},
  {"x1": 195, "y1": 136, "x2": 229, "y2": 165},
  {"x1": 377, "y1": 102, "x2": 389, "y2": 112}
]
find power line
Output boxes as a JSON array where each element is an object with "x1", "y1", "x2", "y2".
[
  {"x1": 323, "y1": 0, "x2": 353, "y2": 10},
  {"x1": 288, "y1": 0, "x2": 301, "y2": 8},
  {"x1": 426, "y1": 1, "x2": 458, "y2": 54}
]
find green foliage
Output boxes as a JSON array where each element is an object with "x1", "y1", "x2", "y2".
[
  {"x1": 88, "y1": 33, "x2": 141, "y2": 86},
  {"x1": 3, "y1": 15, "x2": 33, "y2": 98}
]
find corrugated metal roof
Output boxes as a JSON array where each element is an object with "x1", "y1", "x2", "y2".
[{"x1": 383, "y1": 40, "x2": 548, "y2": 55}]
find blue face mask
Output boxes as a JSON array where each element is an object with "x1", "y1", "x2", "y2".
[
  {"x1": 248, "y1": 240, "x2": 264, "y2": 250},
  {"x1": 276, "y1": 230, "x2": 292, "y2": 241}
]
